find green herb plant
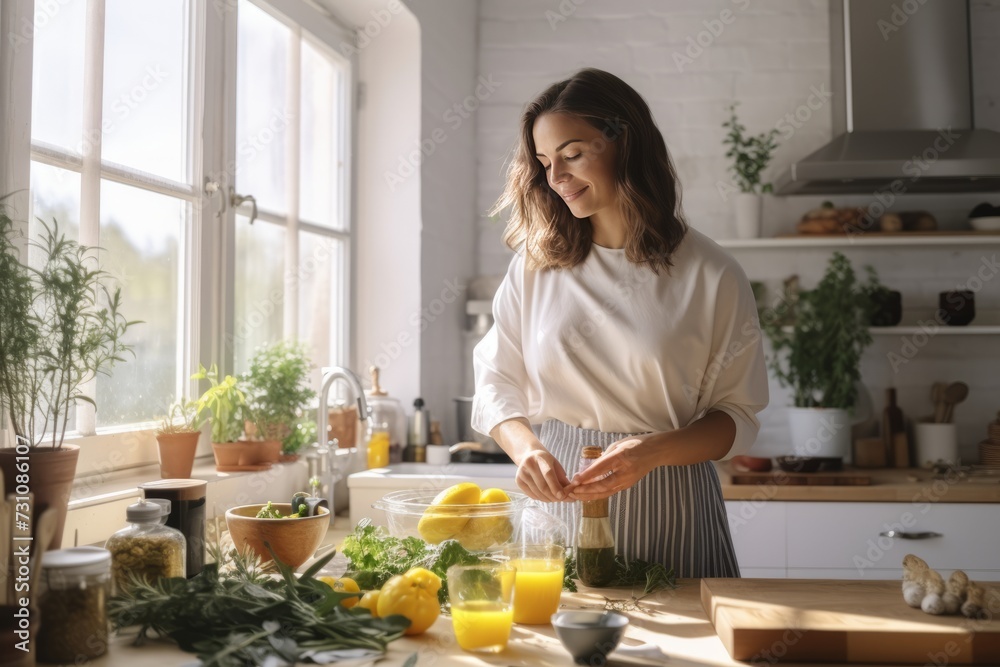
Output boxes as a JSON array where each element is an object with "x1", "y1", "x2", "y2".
[
  {"x1": 722, "y1": 103, "x2": 780, "y2": 194},
  {"x1": 109, "y1": 545, "x2": 409, "y2": 667},
  {"x1": 154, "y1": 398, "x2": 206, "y2": 436},
  {"x1": 192, "y1": 364, "x2": 247, "y2": 444},
  {"x1": 243, "y1": 341, "x2": 316, "y2": 452},
  {"x1": 758, "y1": 252, "x2": 877, "y2": 409},
  {"x1": 0, "y1": 211, "x2": 136, "y2": 448}
]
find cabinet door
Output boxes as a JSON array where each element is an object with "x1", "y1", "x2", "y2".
[
  {"x1": 725, "y1": 500, "x2": 786, "y2": 572},
  {"x1": 786, "y1": 502, "x2": 1000, "y2": 575}
]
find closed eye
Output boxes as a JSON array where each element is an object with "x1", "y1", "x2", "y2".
[{"x1": 540, "y1": 154, "x2": 582, "y2": 171}]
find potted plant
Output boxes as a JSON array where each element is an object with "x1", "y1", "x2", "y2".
[
  {"x1": 192, "y1": 364, "x2": 254, "y2": 468},
  {"x1": 861, "y1": 267, "x2": 903, "y2": 327},
  {"x1": 281, "y1": 418, "x2": 317, "y2": 463},
  {"x1": 758, "y1": 252, "x2": 878, "y2": 460},
  {"x1": 0, "y1": 211, "x2": 135, "y2": 549},
  {"x1": 722, "y1": 103, "x2": 780, "y2": 239},
  {"x1": 242, "y1": 341, "x2": 315, "y2": 463},
  {"x1": 154, "y1": 399, "x2": 206, "y2": 478}
]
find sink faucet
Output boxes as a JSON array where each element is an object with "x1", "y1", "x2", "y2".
[{"x1": 312, "y1": 367, "x2": 373, "y2": 518}]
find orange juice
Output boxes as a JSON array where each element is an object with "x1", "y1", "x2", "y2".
[
  {"x1": 510, "y1": 558, "x2": 564, "y2": 624},
  {"x1": 451, "y1": 601, "x2": 514, "y2": 652},
  {"x1": 367, "y1": 430, "x2": 389, "y2": 468}
]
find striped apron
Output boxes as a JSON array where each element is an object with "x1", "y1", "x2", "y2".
[{"x1": 537, "y1": 419, "x2": 740, "y2": 578}]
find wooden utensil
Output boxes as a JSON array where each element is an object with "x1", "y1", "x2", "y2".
[
  {"x1": 931, "y1": 382, "x2": 948, "y2": 423},
  {"x1": 942, "y1": 381, "x2": 969, "y2": 423}
]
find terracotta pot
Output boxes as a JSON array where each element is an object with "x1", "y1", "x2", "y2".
[
  {"x1": 0, "y1": 443, "x2": 80, "y2": 550},
  {"x1": 238, "y1": 441, "x2": 261, "y2": 466},
  {"x1": 155, "y1": 432, "x2": 200, "y2": 478},
  {"x1": 212, "y1": 442, "x2": 243, "y2": 467},
  {"x1": 257, "y1": 440, "x2": 281, "y2": 464}
]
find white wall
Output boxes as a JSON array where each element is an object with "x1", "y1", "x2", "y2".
[{"x1": 474, "y1": 0, "x2": 1000, "y2": 460}]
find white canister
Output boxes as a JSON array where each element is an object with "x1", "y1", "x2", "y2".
[
  {"x1": 914, "y1": 422, "x2": 959, "y2": 467},
  {"x1": 425, "y1": 445, "x2": 451, "y2": 465}
]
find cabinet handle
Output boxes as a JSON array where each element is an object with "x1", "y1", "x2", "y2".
[{"x1": 879, "y1": 530, "x2": 942, "y2": 540}]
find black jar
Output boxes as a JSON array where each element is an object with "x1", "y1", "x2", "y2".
[{"x1": 139, "y1": 479, "x2": 207, "y2": 576}]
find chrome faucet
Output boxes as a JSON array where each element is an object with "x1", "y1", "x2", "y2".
[{"x1": 312, "y1": 366, "x2": 373, "y2": 519}]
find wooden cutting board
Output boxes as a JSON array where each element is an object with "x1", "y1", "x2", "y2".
[
  {"x1": 729, "y1": 471, "x2": 872, "y2": 486},
  {"x1": 701, "y1": 578, "x2": 1000, "y2": 664}
]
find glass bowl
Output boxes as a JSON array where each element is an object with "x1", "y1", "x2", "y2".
[{"x1": 371, "y1": 489, "x2": 529, "y2": 551}]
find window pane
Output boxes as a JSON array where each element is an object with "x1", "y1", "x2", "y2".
[
  {"x1": 236, "y1": 1, "x2": 290, "y2": 215},
  {"x1": 29, "y1": 162, "x2": 82, "y2": 253},
  {"x1": 95, "y1": 181, "x2": 182, "y2": 427},
  {"x1": 298, "y1": 231, "x2": 346, "y2": 392},
  {"x1": 31, "y1": 0, "x2": 86, "y2": 152},
  {"x1": 299, "y1": 40, "x2": 342, "y2": 227},
  {"x1": 102, "y1": 0, "x2": 189, "y2": 182},
  {"x1": 234, "y1": 217, "x2": 285, "y2": 373}
]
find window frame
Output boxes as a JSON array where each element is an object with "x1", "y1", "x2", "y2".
[{"x1": 0, "y1": 0, "x2": 356, "y2": 478}]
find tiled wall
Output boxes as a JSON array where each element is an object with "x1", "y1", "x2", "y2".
[{"x1": 474, "y1": 0, "x2": 1000, "y2": 460}]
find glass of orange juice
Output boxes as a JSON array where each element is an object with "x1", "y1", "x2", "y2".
[
  {"x1": 503, "y1": 544, "x2": 565, "y2": 625},
  {"x1": 447, "y1": 563, "x2": 516, "y2": 653},
  {"x1": 366, "y1": 423, "x2": 390, "y2": 469}
]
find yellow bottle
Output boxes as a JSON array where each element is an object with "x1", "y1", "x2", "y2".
[{"x1": 367, "y1": 423, "x2": 390, "y2": 469}]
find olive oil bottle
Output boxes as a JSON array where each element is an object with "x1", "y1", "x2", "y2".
[{"x1": 575, "y1": 446, "x2": 615, "y2": 587}]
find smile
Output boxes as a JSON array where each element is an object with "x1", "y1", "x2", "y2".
[{"x1": 562, "y1": 186, "x2": 588, "y2": 202}]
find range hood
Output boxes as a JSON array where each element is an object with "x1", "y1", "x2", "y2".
[{"x1": 774, "y1": 0, "x2": 1000, "y2": 195}]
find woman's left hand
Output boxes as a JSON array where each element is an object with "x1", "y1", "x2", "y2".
[{"x1": 565, "y1": 433, "x2": 661, "y2": 501}]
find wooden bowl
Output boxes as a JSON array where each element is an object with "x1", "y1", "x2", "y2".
[{"x1": 225, "y1": 503, "x2": 329, "y2": 569}]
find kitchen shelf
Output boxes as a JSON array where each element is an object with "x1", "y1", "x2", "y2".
[
  {"x1": 777, "y1": 311, "x2": 1000, "y2": 336},
  {"x1": 719, "y1": 231, "x2": 1000, "y2": 249}
]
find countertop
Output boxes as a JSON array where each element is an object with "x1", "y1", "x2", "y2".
[{"x1": 715, "y1": 462, "x2": 1000, "y2": 502}]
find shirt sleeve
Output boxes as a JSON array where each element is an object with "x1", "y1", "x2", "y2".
[
  {"x1": 699, "y1": 263, "x2": 770, "y2": 460},
  {"x1": 471, "y1": 253, "x2": 531, "y2": 437}
]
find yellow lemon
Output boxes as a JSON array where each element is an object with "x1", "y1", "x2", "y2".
[
  {"x1": 455, "y1": 487, "x2": 514, "y2": 551},
  {"x1": 358, "y1": 589, "x2": 381, "y2": 617},
  {"x1": 319, "y1": 576, "x2": 361, "y2": 608},
  {"x1": 417, "y1": 482, "x2": 482, "y2": 543}
]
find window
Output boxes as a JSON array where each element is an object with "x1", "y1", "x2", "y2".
[{"x1": 4, "y1": 0, "x2": 353, "y2": 448}]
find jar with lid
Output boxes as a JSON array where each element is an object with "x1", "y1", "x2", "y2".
[
  {"x1": 37, "y1": 546, "x2": 112, "y2": 663},
  {"x1": 105, "y1": 498, "x2": 186, "y2": 593},
  {"x1": 365, "y1": 366, "x2": 407, "y2": 463},
  {"x1": 139, "y1": 478, "x2": 207, "y2": 577},
  {"x1": 575, "y1": 446, "x2": 616, "y2": 587},
  {"x1": 367, "y1": 420, "x2": 390, "y2": 468}
]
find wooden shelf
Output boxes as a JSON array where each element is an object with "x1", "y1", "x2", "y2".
[{"x1": 719, "y1": 231, "x2": 1000, "y2": 249}]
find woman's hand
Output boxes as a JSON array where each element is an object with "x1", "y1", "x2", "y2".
[
  {"x1": 515, "y1": 449, "x2": 574, "y2": 502},
  {"x1": 566, "y1": 433, "x2": 660, "y2": 501}
]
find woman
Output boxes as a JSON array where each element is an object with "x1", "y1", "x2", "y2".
[{"x1": 471, "y1": 68, "x2": 769, "y2": 578}]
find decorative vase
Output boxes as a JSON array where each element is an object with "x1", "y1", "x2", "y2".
[
  {"x1": 786, "y1": 407, "x2": 853, "y2": 460},
  {"x1": 0, "y1": 443, "x2": 80, "y2": 550},
  {"x1": 211, "y1": 442, "x2": 243, "y2": 468},
  {"x1": 155, "y1": 432, "x2": 200, "y2": 478},
  {"x1": 870, "y1": 290, "x2": 903, "y2": 326},
  {"x1": 733, "y1": 192, "x2": 763, "y2": 239}
]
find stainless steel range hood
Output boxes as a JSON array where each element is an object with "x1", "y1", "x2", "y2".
[{"x1": 774, "y1": 0, "x2": 1000, "y2": 195}]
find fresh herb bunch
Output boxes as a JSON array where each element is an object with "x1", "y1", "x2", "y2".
[
  {"x1": 0, "y1": 212, "x2": 136, "y2": 448},
  {"x1": 722, "y1": 103, "x2": 780, "y2": 194},
  {"x1": 283, "y1": 418, "x2": 317, "y2": 456},
  {"x1": 192, "y1": 364, "x2": 248, "y2": 444},
  {"x1": 243, "y1": 341, "x2": 315, "y2": 450},
  {"x1": 109, "y1": 547, "x2": 409, "y2": 667},
  {"x1": 758, "y1": 252, "x2": 877, "y2": 409}
]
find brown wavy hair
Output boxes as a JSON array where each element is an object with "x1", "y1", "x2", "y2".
[{"x1": 492, "y1": 68, "x2": 688, "y2": 273}]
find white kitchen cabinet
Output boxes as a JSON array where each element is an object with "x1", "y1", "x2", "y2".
[{"x1": 727, "y1": 500, "x2": 1000, "y2": 581}]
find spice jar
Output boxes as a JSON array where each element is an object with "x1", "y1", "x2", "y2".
[
  {"x1": 575, "y1": 446, "x2": 616, "y2": 587},
  {"x1": 139, "y1": 478, "x2": 207, "y2": 577},
  {"x1": 37, "y1": 546, "x2": 111, "y2": 664},
  {"x1": 105, "y1": 498, "x2": 186, "y2": 593}
]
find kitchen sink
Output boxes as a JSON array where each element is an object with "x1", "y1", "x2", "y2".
[{"x1": 347, "y1": 462, "x2": 517, "y2": 528}]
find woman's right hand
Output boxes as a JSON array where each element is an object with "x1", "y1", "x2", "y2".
[{"x1": 515, "y1": 449, "x2": 573, "y2": 502}]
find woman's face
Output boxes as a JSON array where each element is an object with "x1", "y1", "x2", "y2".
[{"x1": 532, "y1": 112, "x2": 619, "y2": 220}]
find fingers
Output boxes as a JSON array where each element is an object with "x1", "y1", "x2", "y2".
[
  {"x1": 571, "y1": 457, "x2": 613, "y2": 485},
  {"x1": 517, "y1": 451, "x2": 572, "y2": 502}
]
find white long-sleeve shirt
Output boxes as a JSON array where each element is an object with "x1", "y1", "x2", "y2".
[{"x1": 472, "y1": 227, "x2": 769, "y2": 460}]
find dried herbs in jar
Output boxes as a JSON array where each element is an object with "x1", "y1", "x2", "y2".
[
  {"x1": 38, "y1": 547, "x2": 112, "y2": 663},
  {"x1": 105, "y1": 498, "x2": 186, "y2": 593}
]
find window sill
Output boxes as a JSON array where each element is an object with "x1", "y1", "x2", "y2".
[{"x1": 64, "y1": 456, "x2": 310, "y2": 546}]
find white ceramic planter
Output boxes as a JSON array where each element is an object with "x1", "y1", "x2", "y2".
[
  {"x1": 733, "y1": 192, "x2": 762, "y2": 239},
  {"x1": 786, "y1": 407, "x2": 853, "y2": 459}
]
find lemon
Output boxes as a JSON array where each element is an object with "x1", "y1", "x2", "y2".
[
  {"x1": 417, "y1": 482, "x2": 482, "y2": 543},
  {"x1": 318, "y1": 576, "x2": 361, "y2": 608},
  {"x1": 455, "y1": 487, "x2": 514, "y2": 551},
  {"x1": 358, "y1": 589, "x2": 381, "y2": 617}
]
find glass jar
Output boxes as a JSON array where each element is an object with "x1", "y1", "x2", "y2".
[
  {"x1": 367, "y1": 421, "x2": 390, "y2": 468},
  {"x1": 105, "y1": 498, "x2": 186, "y2": 593},
  {"x1": 139, "y1": 479, "x2": 207, "y2": 577},
  {"x1": 37, "y1": 546, "x2": 112, "y2": 663},
  {"x1": 575, "y1": 446, "x2": 616, "y2": 587},
  {"x1": 366, "y1": 366, "x2": 407, "y2": 463}
]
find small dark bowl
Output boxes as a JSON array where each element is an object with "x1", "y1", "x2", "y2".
[
  {"x1": 775, "y1": 456, "x2": 843, "y2": 473},
  {"x1": 552, "y1": 611, "x2": 629, "y2": 666}
]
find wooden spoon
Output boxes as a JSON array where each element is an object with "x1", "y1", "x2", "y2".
[
  {"x1": 932, "y1": 382, "x2": 948, "y2": 423},
  {"x1": 942, "y1": 382, "x2": 969, "y2": 424}
]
